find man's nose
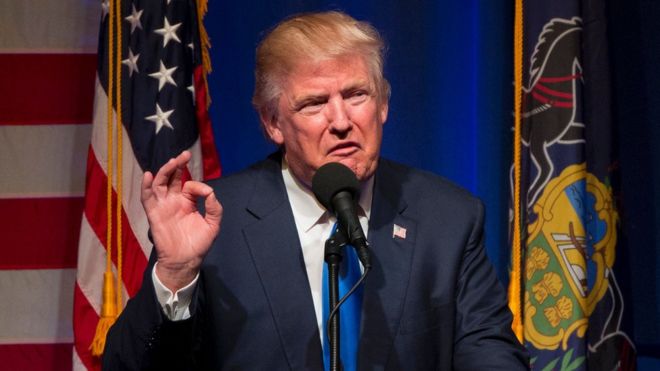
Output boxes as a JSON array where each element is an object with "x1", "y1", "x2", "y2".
[{"x1": 326, "y1": 98, "x2": 351, "y2": 133}]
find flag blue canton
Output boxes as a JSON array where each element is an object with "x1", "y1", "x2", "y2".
[{"x1": 97, "y1": 0, "x2": 202, "y2": 173}]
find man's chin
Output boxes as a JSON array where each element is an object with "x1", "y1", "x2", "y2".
[{"x1": 335, "y1": 158, "x2": 377, "y2": 182}]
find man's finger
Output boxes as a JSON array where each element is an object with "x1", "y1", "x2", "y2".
[
  {"x1": 152, "y1": 157, "x2": 178, "y2": 196},
  {"x1": 180, "y1": 180, "x2": 221, "y2": 228},
  {"x1": 168, "y1": 151, "x2": 192, "y2": 192},
  {"x1": 151, "y1": 151, "x2": 192, "y2": 197},
  {"x1": 181, "y1": 180, "x2": 214, "y2": 199},
  {"x1": 204, "y1": 191, "x2": 223, "y2": 229},
  {"x1": 168, "y1": 166, "x2": 184, "y2": 194},
  {"x1": 141, "y1": 171, "x2": 154, "y2": 202}
]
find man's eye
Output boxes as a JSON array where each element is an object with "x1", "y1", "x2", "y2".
[
  {"x1": 298, "y1": 102, "x2": 324, "y2": 115},
  {"x1": 346, "y1": 91, "x2": 368, "y2": 104}
]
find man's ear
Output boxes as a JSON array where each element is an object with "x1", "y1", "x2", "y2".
[
  {"x1": 379, "y1": 101, "x2": 389, "y2": 124},
  {"x1": 260, "y1": 109, "x2": 284, "y2": 145}
]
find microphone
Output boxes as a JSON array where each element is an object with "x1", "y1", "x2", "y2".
[{"x1": 312, "y1": 162, "x2": 371, "y2": 269}]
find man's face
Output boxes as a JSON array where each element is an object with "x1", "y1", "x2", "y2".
[{"x1": 262, "y1": 54, "x2": 388, "y2": 186}]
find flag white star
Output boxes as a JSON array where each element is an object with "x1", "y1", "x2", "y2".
[
  {"x1": 145, "y1": 104, "x2": 174, "y2": 134},
  {"x1": 101, "y1": 0, "x2": 109, "y2": 20},
  {"x1": 124, "y1": 4, "x2": 143, "y2": 34},
  {"x1": 154, "y1": 17, "x2": 182, "y2": 47},
  {"x1": 122, "y1": 49, "x2": 140, "y2": 77},
  {"x1": 188, "y1": 83, "x2": 195, "y2": 98},
  {"x1": 149, "y1": 61, "x2": 178, "y2": 91},
  {"x1": 188, "y1": 75, "x2": 195, "y2": 98},
  {"x1": 188, "y1": 42, "x2": 194, "y2": 51}
]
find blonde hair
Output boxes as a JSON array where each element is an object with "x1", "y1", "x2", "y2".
[{"x1": 253, "y1": 11, "x2": 390, "y2": 118}]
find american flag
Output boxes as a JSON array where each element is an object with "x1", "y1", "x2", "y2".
[
  {"x1": 0, "y1": 0, "x2": 219, "y2": 369},
  {"x1": 73, "y1": 0, "x2": 220, "y2": 369},
  {"x1": 392, "y1": 224, "x2": 407, "y2": 240}
]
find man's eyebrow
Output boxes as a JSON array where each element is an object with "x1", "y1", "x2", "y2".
[
  {"x1": 290, "y1": 93, "x2": 329, "y2": 109},
  {"x1": 341, "y1": 80, "x2": 372, "y2": 94},
  {"x1": 290, "y1": 80, "x2": 372, "y2": 107},
  {"x1": 293, "y1": 92, "x2": 328, "y2": 103}
]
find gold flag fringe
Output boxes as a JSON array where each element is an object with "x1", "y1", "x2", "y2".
[
  {"x1": 508, "y1": 0, "x2": 525, "y2": 343},
  {"x1": 196, "y1": 0, "x2": 213, "y2": 108}
]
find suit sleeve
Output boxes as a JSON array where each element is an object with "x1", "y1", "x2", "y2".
[
  {"x1": 452, "y1": 199, "x2": 530, "y2": 370},
  {"x1": 102, "y1": 252, "x2": 206, "y2": 371}
]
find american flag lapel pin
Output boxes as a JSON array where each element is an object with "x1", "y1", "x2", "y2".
[{"x1": 392, "y1": 224, "x2": 407, "y2": 240}]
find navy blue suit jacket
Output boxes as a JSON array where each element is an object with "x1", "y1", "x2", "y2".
[{"x1": 103, "y1": 153, "x2": 528, "y2": 370}]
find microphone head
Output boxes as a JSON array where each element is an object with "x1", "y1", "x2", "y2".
[{"x1": 311, "y1": 162, "x2": 359, "y2": 213}]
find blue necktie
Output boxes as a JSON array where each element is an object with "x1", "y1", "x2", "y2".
[{"x1": 322, "y1": 224, "x2": 363, "y2": 371}]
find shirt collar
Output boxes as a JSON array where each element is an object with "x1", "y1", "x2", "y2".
[{"x1": 281, "y1": 158, "x2": 374, "y2": 233}]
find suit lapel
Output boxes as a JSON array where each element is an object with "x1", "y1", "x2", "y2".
[
  {"x1": 360, "y1": 159, "x2": 417, "y2": 368},
  {"x1": 242, "y1": 155, "x2": 324, "y2": 370}
]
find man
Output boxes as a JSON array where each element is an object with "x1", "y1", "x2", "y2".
[{"x1": 103, "y1": 11, "x2": 529, "y2": 370}]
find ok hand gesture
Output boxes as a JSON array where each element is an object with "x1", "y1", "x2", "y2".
[{"x1": 141, "y1": 151, "x2": 222, "y2": 292}]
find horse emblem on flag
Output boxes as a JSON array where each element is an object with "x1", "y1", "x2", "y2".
[{"x1": 521, "y1": 17, "x2": 584, "y2": 207}]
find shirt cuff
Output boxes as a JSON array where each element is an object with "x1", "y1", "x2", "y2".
[{"x1": 152, "y1": 263, "x2": 198, "y2": 321}]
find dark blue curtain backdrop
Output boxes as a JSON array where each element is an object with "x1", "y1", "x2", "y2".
[
  {"x1": 607, "y1": 0, "x2": 660, "y2": 363},
  {"x1": 205, "y1": 1, "x2": 514, "y2": 283},
  {"x1": 204, "y1": 0, "x2": 659, "y2": 365}
]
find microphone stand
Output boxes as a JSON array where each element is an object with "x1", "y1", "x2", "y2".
[{"x1": 324, "y1": 228, "x2": 348, "y2": 371}]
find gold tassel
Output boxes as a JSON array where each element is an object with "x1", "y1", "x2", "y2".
[
  {"x1": 90, "y1": 0, "x2": 122, "y2": 357},
  {"x1": 196, "y1": 0, "x2": 212, "y2": 75},
  {"x1": 196, "y1": 0, "x2": 213, "y2": 108},
  {"x1": 89, "y1": 271, "x2": 119, "y2": 356}
]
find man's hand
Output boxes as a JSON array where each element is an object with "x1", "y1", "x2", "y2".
[{"x1": 141, "y1": 151, "x2": 222, "y2": 292}]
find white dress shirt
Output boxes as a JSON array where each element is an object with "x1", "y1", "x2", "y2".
[{"x1": 153, "y1": 159, "x2": 373, "y2": 339}]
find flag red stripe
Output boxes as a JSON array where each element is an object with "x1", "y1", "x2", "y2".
[
  {"x1": 83, "y1": 147, "x2": 148, "y2": 296},
  {"x1": 194, "y1": 66, "x2": 222, "y2": 180},
  {"x1": 73, "y1": 283, "x2": 102, "y2": 371},
  {"x1": 0, "y1": 54, "x2": 96, "y2": 125},
  {"x1": 0, "y1": 343, "x2": 73, "y2": 371},
  {"x1": 532, "y1": 90, "x2": 574, "y2": 108},
  {"x1": 0, "y1": 197, "x2": 82, "y2": 269},
  {"x1": 534, "y1": 82, "x2": 574, "y2": 99}
]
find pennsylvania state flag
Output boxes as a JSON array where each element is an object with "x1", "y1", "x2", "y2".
[{"x1": 508, "y1": 0, "x2": 636, "y2": 369}]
